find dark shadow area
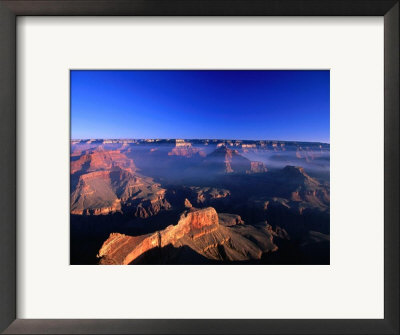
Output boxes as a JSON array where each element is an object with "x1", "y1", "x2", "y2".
[
  {"x1": 129, "y1": 244, "x2": 213, "y2": 265},
  {"x1": 126, "y1": 239, "x2": 330, "y2": 266}
]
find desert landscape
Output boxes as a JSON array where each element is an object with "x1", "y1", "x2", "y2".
[
  {"x1": 70, "y1": 138, "x2": 330, "y2": 264},
  {"x1": 70, "y1": 69, "x2": 330, "y2": 265}
]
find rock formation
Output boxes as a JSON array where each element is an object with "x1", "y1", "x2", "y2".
[
  {"x1": 249, "y1": 161, "x2": 268, "y2": 173},
  {"x1": 97, "y1": 207, "x2": 283, "y2": 265},
  {"x1": 184, "y1": 198, "x2": 193, "y2": 208},
  {"x1": 70, "y1": 167, "x2": 171, "y2": 217},
  {"x1": 187, "y1": 187, "x2": 231, "y2": 206},
  {"x1": 203, "y1": 146, "x2": 251, "y2": 174},
  {"x1": 70, "y1": 149, "x2": 170, "y2": 217},
  {"x1": 168, "y1": 146, "x2": 206, "y2": 158},
  {"x1": 71, "y1": 150, "x2": 136, "y2": 174},
  {"x1": 271, "y1": 166, "x2": 330, "y2": 205},
  {"x1": 218, "y1": 213, "x2": 244, "y2": 226}
]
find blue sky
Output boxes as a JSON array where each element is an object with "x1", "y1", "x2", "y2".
[{"x1": 71, "y1": 70, "x2": 330, "y2": 143}]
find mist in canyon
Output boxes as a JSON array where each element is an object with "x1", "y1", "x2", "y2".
[{"x1": 70, "y1": 138, "x2": 330, "y2": 265}]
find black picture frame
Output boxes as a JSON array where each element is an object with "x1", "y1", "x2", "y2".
[{"x1": 0, "y1": 1, "x2": 398, "y2": 334}]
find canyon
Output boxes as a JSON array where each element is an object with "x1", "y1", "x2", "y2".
[{"x1": 71, "y1": 139, "x2": 330, "y2": 265}]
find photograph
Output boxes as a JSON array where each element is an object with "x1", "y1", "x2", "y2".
[{"x1": 70, "y1": 70, "x2": 330, "y2": 265}]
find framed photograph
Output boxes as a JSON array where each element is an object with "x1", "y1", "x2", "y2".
[
  {"x1": 0, "y1": 0, "x2": 398, "y2": 334},
  {"x1": 70, "y1": 69, "x2": 331, "y2": 266}
]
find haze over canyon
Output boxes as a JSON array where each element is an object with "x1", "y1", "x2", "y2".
[{"x1": 70, "y1": 138, "x2": 330, "y2": 265}]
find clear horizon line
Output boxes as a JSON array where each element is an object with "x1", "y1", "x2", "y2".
[{"x1": 70, "y1": 138, "x2": 330, "y2": 144}]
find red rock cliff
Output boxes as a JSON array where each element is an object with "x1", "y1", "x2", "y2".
[{"x1": 97, "y1": 207, "x2": 219, "y2": 264}]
